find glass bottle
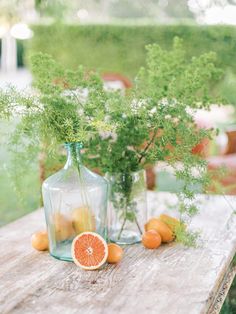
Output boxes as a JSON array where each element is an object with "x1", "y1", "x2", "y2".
[
  {"x1": 42, "y1": 142, "x2": 108, "y2": 261},
  {"x1": 106, "y1": 170, "x2": 147, "y2": 245}
]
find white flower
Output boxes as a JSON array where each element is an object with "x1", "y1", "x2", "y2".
[
  {"x1": 99, "y1": 131, "x2": 110, "y2": 139},
  {"x1": 131, "y1": 99, "x2": 147, "y2": 114},
  {"x1": 110, "y1": 132, "x2": 118, "y2": 142},
  {"x1": 127, "y1": 145, "x2": 136, "y2": 151},
  {"x1": 86, "y1": 116, "x2": 94, "y2": 122},
  {"x1": 172, "y1": 117, "x2": 179, "y2": 124},
  {"x1": 158, "y1": 98, "x2": 177, "y2": 107},
  {"x1": 62, "y1": 87, "x2": 88, "y2": 104},
  {"x1": 104, "y1": 115, "x2": 111, "y2": 123},
  {"x1": 77, "y1": 109, "x2": 84, "y2": 116},
  {"x1": 160, "y1": 98, "x2": 169, "y2": 106},
  {"x1": 104, "y1": 101, "x2": 109, "y2": 111},
  {"x1": 99, "y1": 130, "x2": 117, "y2": 142},
  {"x1": 149, "y1": 107, "x2": 157, "y2": 117}
]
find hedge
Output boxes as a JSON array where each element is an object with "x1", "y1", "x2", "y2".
[{"x1": 26, "y1": 23, "x2": 236, "y2": 103}]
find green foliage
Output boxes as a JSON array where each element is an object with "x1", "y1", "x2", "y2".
[
  {"x1": 174, "y1": 223, "x2": 200, "y2": 247},
  {"x1": 91, "y1": 37, "x2": 218, "y2": 171},
  {"x1": 34, "y1": 0, "x2": 69, "y2": 20},
  {"x1": 83, "y1": 37, "x2": 222, "y2": 222},
  {"x1": 0, "y1": 120, "x2": 40, "y2": 226},
  {"x1": 0, "y1": 38, "x2": 224, "y2": 245},
  {"x1": 26, "y1": 23, "x2": 236, "y2": 103},
  {"x1": 0, "y1": 53, "x2": 113, "y2": 151},
  {"x1": 221, "y1": 271, "x2": 236, "y2": 314}
]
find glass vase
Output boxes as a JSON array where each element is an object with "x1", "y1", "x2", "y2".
[
  {"x1": 42, "y1": 142, "x2": 108, "y2": 262},
  {"x1": 106, "y1": 170, "x2": 147, "y2": 245}
]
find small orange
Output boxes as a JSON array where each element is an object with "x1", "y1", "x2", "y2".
[
  {"x1": 159, "y1": 214, "x2": 183, "y2": 233},
  {"x1": 145, "y1": 218, "x2": 174, "y2": 243},
  {"x1": 31, "y1": 231, "x2": 49, "y2": 251},
  {"x1": 107, "y1": 243, "x2": 123, "y2": 264},
  {"x1": 53, "y1": 213, "x2": 75, "y2": 242},
  {"x1": 142, "y1": 230, "x2": 162, "y2": 249},
  {"x1": 72, "y1": 206, "x2": 96, "y2": 234},
  {"x1": 71, "y1": 232, "x2": 108, "y2": 270}
]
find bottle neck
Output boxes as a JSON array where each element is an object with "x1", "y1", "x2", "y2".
[{"x1": 64, "y1": 142, "x2": 83, "y2": 168}]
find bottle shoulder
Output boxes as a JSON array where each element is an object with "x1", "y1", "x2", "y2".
[{"x1": 42, "y1": 165, "x2": 108, "y2": 190}]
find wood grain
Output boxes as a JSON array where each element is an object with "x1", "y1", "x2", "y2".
[{"x1": 0, "y1": 192, "x2": 236, "y2": 314}]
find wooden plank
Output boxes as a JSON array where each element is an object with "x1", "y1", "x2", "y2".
[
  {"x1": 207, "y1": 262, "x2": 236, "y2": 314},
  {"x1": 0, "y1": 192, "x2": 236, "y2": 314}
]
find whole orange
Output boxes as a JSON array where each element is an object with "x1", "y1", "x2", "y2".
[
  {"x1": 145, "y1": 218, "x2": 174, "y2": 243},
  {"x1": 53, "y1": 213, "x2": 75, "y2": 241},
  {"x1": 31, "y1": 231, "x2": 49, "y2": 251},
  {"x1": 107, "y1": 243, "x2": 123, "y2": 264},
  {"x1": 159, "y1": 214, "x2": 184, "y2": 233},
  {"x1": 142, "y1": 230, "x2": 161, "y2": 249}
]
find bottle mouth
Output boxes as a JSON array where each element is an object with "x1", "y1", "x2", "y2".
[{"x1": 64, "y1": 142, "x2": 83, "y2": 149}]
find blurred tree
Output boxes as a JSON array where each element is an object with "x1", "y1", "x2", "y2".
[
  {"x1": 108, "y1": 0, "x2": 194, "y2": 20},
  {"x1": 34, "y1": 0, "x2": 69, "y2": 20},
  {"x1": 0, "y1": 0, "x2": 20, "y2": 25},
  {"x1": 165, "y1": 0, "x2": 194, "y2": 20},
  {"x1": 108, "y1": 0, "x2": 153, "y2": 19}
]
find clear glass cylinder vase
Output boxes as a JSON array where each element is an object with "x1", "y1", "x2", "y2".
[
  {"x1": 106, "y1": 170, "x2": 147, "y2": 245},
  {"x1": 42, "y1": 142, "x2": 108, "y2": 261}
]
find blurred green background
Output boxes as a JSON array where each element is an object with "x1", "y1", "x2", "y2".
[{"x1": 25, "y1": 24, "x2": 236, "y2": 105}]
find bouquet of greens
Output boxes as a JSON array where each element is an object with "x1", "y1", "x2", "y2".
[{"x1": 0, "y1": 37, "x2": 223, "y2": 245}]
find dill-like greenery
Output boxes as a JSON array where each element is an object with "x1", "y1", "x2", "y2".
[{"x1": 0, "y1": 38, "x2": 224, "y2": 246}]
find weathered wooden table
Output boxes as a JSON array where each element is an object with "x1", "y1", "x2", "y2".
[{"x1": 0, "y1": 192, "x2": 236, "y2": 314}]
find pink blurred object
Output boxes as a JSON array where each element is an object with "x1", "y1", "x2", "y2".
[
  {"x1": 208, "y1": 154, "x2": 236, "y2": 170},
  {"x1": 191, "y1": 115, "x2": 213, "y2": 157},
  {"x1": 207, "y1": 129, "x2": 236, "y2": 194},
  {"x1": 102, "y1": 73, "x2": 132, "y2": 90}
]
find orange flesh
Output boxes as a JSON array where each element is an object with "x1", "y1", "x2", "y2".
[{"x1": 73, "y1": 233, "x2": 106, "y2": 267}]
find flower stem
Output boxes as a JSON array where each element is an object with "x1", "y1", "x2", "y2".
[
  {"x1": 71, "y1": 144, "x2": 92, "y2": 231},
  {"x1": 135, "y1": 216, "x2": 143, "y2": 235},
  {"x1": 118, "y1": 217, "x2": 127, "y2": 240}
]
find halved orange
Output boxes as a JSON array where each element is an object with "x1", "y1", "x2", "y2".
[{"x1": 71, "y1": 232, "x2": 108, "y2": 270}]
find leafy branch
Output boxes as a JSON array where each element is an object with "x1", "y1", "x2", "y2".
[{"x1": 138, "y1": 128, "x2": 159, "y2": 164}]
